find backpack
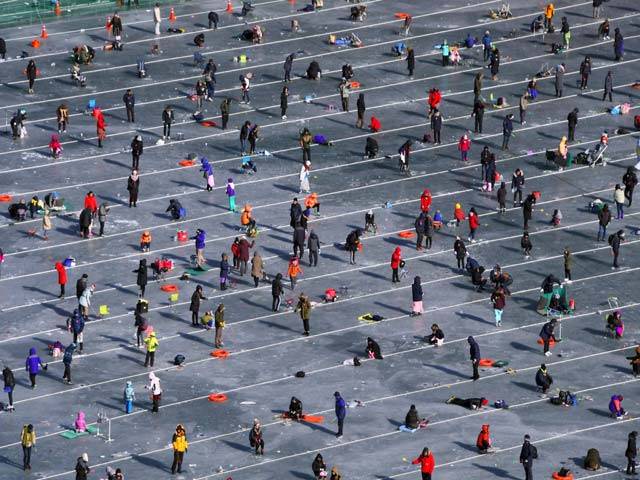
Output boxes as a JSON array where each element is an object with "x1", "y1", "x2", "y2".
[
  {"x1": 608, "y1": 234, "x2": 615, "y2": 246},
  {"x1": 174, "y1": 354, "x2": 186, "y2": 366},
  {"x1": 531, "y1": 445, "x2": 538, "y2": 459}
]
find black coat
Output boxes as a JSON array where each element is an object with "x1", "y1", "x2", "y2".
[
  {"x1": 272, "y1": 274, "x2": 284, "y2": 296},
  {"x1": 127, "y1": 176, "x2": 140, "y2": 194},
  {"x1": 293, "y1": 226, "x2": 305, "y2": 246},
  {"x1": 430, "y1": 113, "x2": 442, "y2": 131},
  {"x1": 468, "y1": 337, "x2": 480, "y2": 361},
  {"x1": 405, "y1": 407, "x2": 419, "y2": 429},
  {"x1": 567, "y1": 110, "x2": 578, "y2": 127},
  {"x1": 79, "y1": 208, "x2": 93, "y2": 228},
  {"x1": 357, "y1": 94, "x2": 366, "y2": 115},
  {"x1": 76, "y1": 278, "x2": 87, "y2": 298},
  {"x1": 535, "y1": 369, "x2": 552, "y2": 388},
  {"x1": 454, "y1": 239, "x2": 466, "y2": 259},
  {"x1": 0, "y1": 38, "x2": 6, "y2": 55},
  {"x1": 190, "y1": 289, "x2": 206, "y2": 312},
  {"x1": 366, "y1": 338, "x2": 383, "y2": 359},
  {"x1": 131, "y1": 138, "x2": 143, "y2": 156},
  {"x1": 134, "y1": 260, "x2": 148, "y2": 287},
  {"x1": 412, "y1": 277, "x2": 423, "y2": 301},
  {"x1": 520, "y1": 440, "x2": 535, "y2": 462},
  {"x1": 626, "y1": 433, "x2": 637, "y2": 459},
  {"x1": 290, "y1": 203, "x2": 302, "y2": 227},
  {"x1": 307, "y1": 232, "x2": 320, "y2": 252},
  {"x1": 540, "y1": 321, "x2": 555, "y2": 340}
]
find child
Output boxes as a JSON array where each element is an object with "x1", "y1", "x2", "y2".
[
  {"x1": 29, "y1": 195, "x2": 41, "y2": 218},
  {"x1": 74, "y1": 411, "x2": 87, "y2": 432},
  {"x1": 364, "y1": 209, "x2": 377, "y2": 233},
  {"x1": 140, "y1": 230, "x2": 152, "y2": 252},
  {"x1": 497, "y1": 182, "x2": 507, "y2": 213},
  {"x1": 241, "y1": 204, "x2": 256, "y2": 231},
  {"x1": 219, "y1": 253, "x2": 230, "y2": 290},
  {"x1": 231, "y1": 238, "x2": 241, "y2": 270},
  {"x1": 433, "y1": 209, "x2": 444, "y2": 229},
  {"x1": 305, "y1": 192, "x2": 320, "y2": 215},
  {"x1": 200, "y1": 310, "x2": 213, "y2": 329},
  {"x1": 609, "y1": 394, "x2": 626, "y2": 419},
  {"x1": 521, "y1": 231, "x2": 532, "y2": 258},
  {"x1": 453, "y1": 202, "x2": 466, "y2": 226},
  {"x1": 123, "y1": 381, "x2": 135, "y2": 414},
  {"x1": 551, "y1": 209, "x2": 562, "y2": 226},
  {"x1": 49, "y1": 134, "x2": 63, "y2": 159},
  {"x1": 226, "y1": 178, "x2": 236, "y2": 212},
  {"x1": 614, "y1": 184, "x2": 625, "y2": 219},
  {"x1": 287, "y1": 256, "x2": 302, "y2": 290}
]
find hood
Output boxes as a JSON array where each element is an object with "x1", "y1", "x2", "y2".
[
  {"x1": 29, "y1": 347, "x2": 36, "y2": 356},
  {"x1": 455, "y1": 203, "x2": 461, "y2": 209},
  {"x1": 126, "y1": 381, "x2": 133, "y2": 387},
  {"x1": 139, "y1": 259, "x2": 147, "y2": 267},
  {"x1": 309, "y1": 230, "x2": 318, "y2": 239},
  {"x1": 422, "y1": 189, "x2": 431, "y2": 196},
  {"x1": 77, "y1": 411, "x2": 85, "y2": 419},
  {"x1": 393, "y1": 247, "x2": 401, "y2": 255},
  {"x1": 275, "y1": 273, "x2": 282, "y2": 280},
  {"x1": 149, "y1": 331, "x2": 156, "y2": 337},
  {"x1": 481, "y1": 424, "x2": 489, "y2": 433},
  {"x1": 413, "y1": 276, "x2": 421, "y2": 284},
  {"x1": 55, "y1": 261, "x2": 64, "y2": 271},
  {"x1": 149, "y1": 372, "x2": 158, "y2": 381},
  {"x1": 467, "y1": 336, "x2": 476, "y2": 344}
]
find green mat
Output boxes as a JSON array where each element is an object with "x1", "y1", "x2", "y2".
[
  {"x1": 59, "y1": 424, "x2": 98, "y2": 439},
  {"x1": 185, "y1": 266, "x2": 210, "y2": 276}
]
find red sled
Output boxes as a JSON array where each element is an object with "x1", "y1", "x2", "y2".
[{"x1": 324, "y1": 288, "x2": 337, "y2": 302}]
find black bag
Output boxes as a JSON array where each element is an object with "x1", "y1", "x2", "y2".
[
  {"x1": 532, "y1": 445, "x2": 538, "y2": 459},
  {"x1": 608, "y1": 234, "x2": 615, "y2": 246},
  {"x1": 353, "y1": 356, "x2": 361, "y2": 366},
  {"x1": 295, "y1": 370, "x2": 305, "y2": 378},
  {"x1": 137, "y1": 299, "x2": 149, "y2": 313},
  {"x1": 174, "y1": 354, "x2": 186, "y2": 366}
]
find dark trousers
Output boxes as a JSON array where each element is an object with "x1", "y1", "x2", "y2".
[
  {"x1": 457, "y1": 257, "x2": 465, "y2": 270},
  {"x1": 341, "y1": 97, "x2": 349, "y2": 112},
  {"x1": 625, "y1": 187, "x2": 634, "y2": 207},
  {"x1": 99, "y1": 220, "x2": 105, "y2": 236},
  {"x1": 432, "y1": 129, "x2": 441, "y2": 144},
  {"x1": 309, "y1": 250, "x2": 318, "y2": 266},
  {"x1": 222, "y1": 113, "x2": 229, "y2": 129},
  {"x1": 59, "y1": 284, "x2": 66, "y2": 296},
  {"x1": 272, "y1": 295, "x2": 280, "y2": 312},
  {"x1": 421, "y1": 473, "x2": 432, "y2": 480},
  {"x1": 171, "y1": 451, "x2": 184, "y2": 473},
  {"x1": 126, "y1": 107, "x2": 135, "y2": 122},
  {"x1": 145, "y1": 351, "x2": 155, "y2": 367},
  {"x1": 472, "y1": 359, "x2": 479, "y2": 380},
  {"x1": 163, "y1": 123, "x2": 171, "y2": 138},
  {"x1": 523, "y1": 461, "x2": 533, "y2": 480},
  {"x1": 603, "y1": 90, "x2": 612, "y2": 102},
  {"x1": 284, "y1": 69, "x2": 291, "y2": 82},
  {"x1": 613, "y1": 251, "x2": 620, "y2": 268},
  {"x1": 63, "y1": 364, "x2": 71, "y2": 382},
  {"x1": 519, "y1": 108, "x2": 526, "y2": 124},
  {"x1": 208, "y1": 19, "x2": 217, "y2": 29},
  {"x1": 425, "y1": 235, "x2": 432, "y2": 249},
  {"x1": 302, "y1": 147, "x2": 311, "y2": 163},
  {"x1": 392, "y1": 268, "x2": 399, "y2": 283},
  {"x1": 152, "y1": 393, "x2": 161, "y2": 412},
  {"x1": 252, "y1": 275, "x2": 260, "y2": 287},
  {"x1": 502, "y1": 134, "x2": 511, "y2": 149},
  {"x1": 293, "y1": 242, "x2": 304, "y2": 259},
  {"x1": 627, "y1": 457, "x2": 636, "y2": 474},
  {"x1": 580, "y1": 74, "x2": 589, "y2": 89},
  {"x1": 513, "y1": 189, "x2": 522, "y2": 204},
  {"x1": 191, "y1": 310, "x2": 198, "y2": 326},
  {"x1": 543, "y1": 338, "x2": 550, "y2": 354},
  {"x1": 281, "y1": 105, "x2": 287, "y2": 118},
  {"x1": 337, "y1": 417, "x2": 344, "y2": 436},
  {"x1": 81, "y1": 226, "x2": 90, "y2": 238},
  {"x1": 28, "y1": 78, "x2": 35, "y2": 90},
  {"x1": 129, "y1": 191, "x2": 138, "y2": 207},
  {"x1": 474, "y1": 115, "x2": 483, "y2": 133},
  {"x1": 58, "y1": 120, "x2": 67, "y2": 132},
  {"x1": 564, "y1": 268, "x2": 571, "y2": 280},
  {"x1": 302, "y1": 318, "x2": 310, "y2": 334},
  {"x1": 7, "y1": 390, "x2": 13, "y2": 407},
  {"x1": 568, "y1": 125, "x2": 575, "y2": 142},
  {"x1": 239, "y1": 260, "x2": 248, "y2": 276},
  {"x1": 29, "y1": 374, "x2": 36, "y2": 387},
  {"x1": 416, "y1": 232, "x2": 424, "y2": 249},
  {"x1": 132, "y1": 153, "x2": 140, "y2": 170},
  {"x1": 22, "y1": 446, "x2": 31, "y2": 470}
]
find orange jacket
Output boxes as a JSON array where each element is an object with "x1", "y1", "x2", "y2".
[
  {"x1": 545, "y1": 3, "x2": 554, "y2": 19},
  {"x1": 140, "y1": 231, "x2": 152, "y2": 244}
]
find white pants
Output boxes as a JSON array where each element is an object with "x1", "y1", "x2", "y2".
[{"x1": 154, "y1": 21, "x2": 160, "y2": 35}]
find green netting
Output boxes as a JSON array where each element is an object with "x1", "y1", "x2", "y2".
[{"x1": 0, "y1": 0, "x2": 185, "y2": 29}]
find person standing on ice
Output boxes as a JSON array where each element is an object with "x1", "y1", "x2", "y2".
[
  {"x1": 334, "y1": 391, "x2": 346, "y2": 437},
  {"x1": 411, "y1": 447, "x2": 435, "y2": 480},
  {"x1": 153, "y1": 3, "x2": 161, "y2": 35}
]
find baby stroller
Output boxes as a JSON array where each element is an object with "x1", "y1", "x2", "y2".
[
  {"x1": 585, "y1": 142, "x2": 608, "y2": 167},
  {"x1": 137, "y1": 58, "x2": 147, "y2": 78},
  {"x1": 70, "y1": 64, "x2": 87, "y2": 87}
]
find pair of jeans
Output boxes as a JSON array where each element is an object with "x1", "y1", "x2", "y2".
[{"x1": 597, "y1": 224, "x2": 607, "y2": 241}]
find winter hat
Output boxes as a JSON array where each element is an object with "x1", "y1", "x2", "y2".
[
  {"x1": 524, "y1": 434, "x2": 531, "y2": 440},
  {"x1": 82, "y1": 453, "x2": 89, "y2": 462},
  {"x1": 334, "y1": 391, "x2": 341, "y2": 397}
]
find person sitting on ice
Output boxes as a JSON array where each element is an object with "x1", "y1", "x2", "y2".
[
  {"x1": 403, "y1": 405, "x2": 428, "y2": 430},
  {"x1": 609, "y1": 394, "x2": 626, "y2": 419},
  {"x1": 74, "y1": 411, "x2": 87, "y2": 432},
  {"x1": 476, "y1": 424, "x2": 493, "y2": 453},
  {"x1": 426, "y1": 323, "x2": 444, "y2": 346},
  {"x1": 288, "y1": 396, "x2": 303, "y2": 420},
  {"x1": 606, "y1": 310, "x2": 624, "y2": 338},
  {"x1": 366, "y1": 337, "x2": 383, "y2": 359}
]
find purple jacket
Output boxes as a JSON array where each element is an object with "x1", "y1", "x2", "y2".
[
  {"x1": 26, "y1": 347, "x2": 42, "y2": 375},
  {"x1": 194, "y1": 230, "x2": 206, "y2": 250}
]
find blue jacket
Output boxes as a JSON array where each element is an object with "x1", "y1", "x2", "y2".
[
  {"x1": 26, "y1": 348, "x2": 42, "y2": 374},
  {"x1": 69, "y1": 310, "x2": 85, "y2": 334},
  {"x1": 63, "y1": 344, "x2": 76, "y2": 366},
  {"x1": 335, "y1": 395, "x2": 346, "y2": 420},
  {"x1": 482, "y1": 33, "x2": 492, "y2": 48},
  {"x1": 194, "y1": 230, "x2": 206, "y2": 250},
  {"x1": 220, "y1": 258, "x2": 230, "y2": 277}
]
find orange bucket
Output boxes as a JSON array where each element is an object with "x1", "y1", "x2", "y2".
[
  {"x1": 178, "y1": 160, "x2": 196, "y2": 167},
  {"x1": 210, "y1": 349, "x2": 230, "y2": 359},
  {"x1": 208, "y1": 393, "x2": 228, "y2": 403},
  {"x1": 160, "y1": 284, "x2": 178, "y2": 293},
  {"x1": 398, "y1": 230, "x2": 415, "y2": 238},
  {"x1": 478, "y1": 358, "x2": 494, "y2": 367},
  {"x1": 0, "y1": 194, "x2": 12, "y2": 202}
]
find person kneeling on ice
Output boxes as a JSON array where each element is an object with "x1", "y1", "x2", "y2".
[
  {"x1": 426, "y1": 323, "x2": 444, "y2": 346},
  {"x1": 403, "y1": 405, "x2": 428, "y2": 431},
  {"x1": 366, "y1": 337, "x2": 383, "y2": 359},
  {"x1": 123, "y1": 380, "x2": 135, "y2": 413},
  {"x1": 74, "y1": 411, "x2": 87, "y2": 433},
  {"x1": 535, "y1": 363, "x2": 553, "y2": 393},
  {"x1": 446, "y1": 395, "x2": 488, "y2": 410},
  {"x1": 609, "y1": 394, "x2": 626, "y2": 419},
  {"x1": 166, "y1": 199, "x2": 185, "y2": 220},
  {"x1": 288, "y1": 396, "x2": 303, "y2": 420},
  {"x1": 606, "y1": 310, "x2": 624, "y2": 338},
  {"x1": 476, "y1": 424, "x2": 494, "y2": 453}
]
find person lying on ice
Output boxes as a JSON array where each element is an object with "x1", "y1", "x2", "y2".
[{"x1": 446, "y1": 396, "x2": 488, "y2": 410}]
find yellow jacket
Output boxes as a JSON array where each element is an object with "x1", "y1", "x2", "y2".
[
  {"x1": 545, "y1": 3, "x2": 554, "y2": 19},
  {"x1": 21, "y1": 426, "x2": 36, "y2": 447},
  {"x1": 145, "y1": 333, "x2": 159, "y2": 352},
  {"x1": 172, "y1": 430, "x2": 188, "y2": 452}
]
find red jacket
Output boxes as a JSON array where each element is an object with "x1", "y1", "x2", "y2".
[
  {"x1": 428, "y1": 90, "x2": 441, "y2": 109},
  {"x1": 391, "y1": 247, "x2": 402, "y2": 269},
  {"x1": 458, "y1": 136, "x2": 471, "y2": 152},
  {"x1": 412, "y1": 453, "x2": 435, "y2": 474},
  {"x1": 55, "y1": 262, "x2": 67, "y2": 285},
  {"x1": 469, "y1": 211, "x2": 480, "y2": 229},
  {"x1": 84, "y1": 195, "x2": 98, "y2": 213},
  {"x1": 476, "y1": 424, "x2": 491, "y2": 448},
  {"x1": 420, "y1": 190, "x2": 432, "y2": 212}
]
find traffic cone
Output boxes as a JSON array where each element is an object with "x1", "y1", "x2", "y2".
[
  {"x1": 168, "y1": 7, "x2": 176, "y2": 23},
  {"x1": 225, "y1": 0, "x2": 233, "y2": 13},
  {"x1": 54, "y1": 1, "x2": 61, "y2": 16},
  {"x1": 40, "y1": 24, "x2": 48, "y2": 39}
]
